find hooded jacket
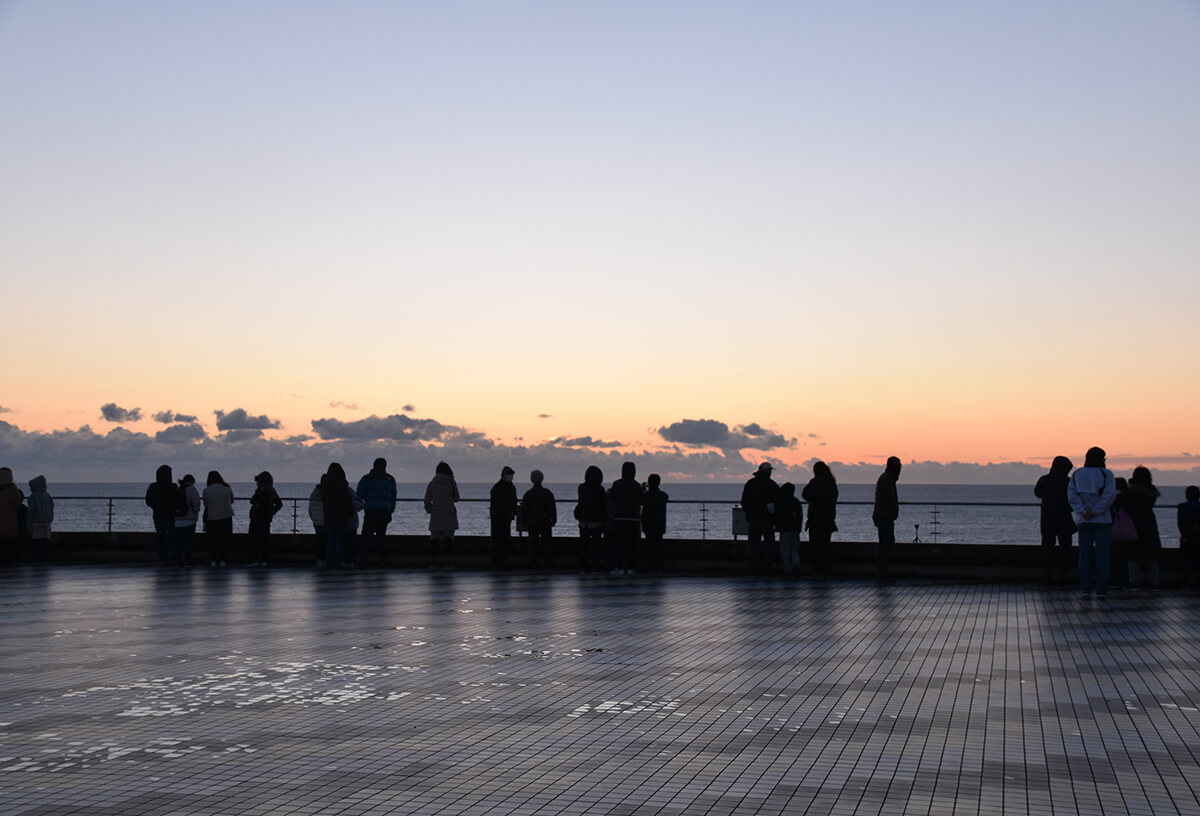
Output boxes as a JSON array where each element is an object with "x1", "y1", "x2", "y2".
[
  {"x1": 145, "y1": 465, "x2": 178, "y2": 524},
  {"x1": 26, "y1": 476, "x2": 53, "y2": 526}
]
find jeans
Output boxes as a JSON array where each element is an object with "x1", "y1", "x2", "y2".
[
  {"x1": 1077, "y1": 522, "x2": 1112, "y2": 594},
  {"x1": 779, "y1": 530, "x2": 800, "y2": 575}
]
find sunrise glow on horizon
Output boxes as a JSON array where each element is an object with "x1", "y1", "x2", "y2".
[{"x1": 2, "y1": 2, "x2": 1198, "y2": 483}]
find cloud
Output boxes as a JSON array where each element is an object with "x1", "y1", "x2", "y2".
[
  {"x1": 552, "y1": 436, "x2": 624, "y2": 449},
  {"x1": 537, "y1": 414, "x2": 552, "y2": 419},
  {"x1": 152, "y1": 410, "x2": 198, "y2": 424},
  {"x1": 329, "y1": 401, "x2": 360, "y2": 410},
  {"x1": 286, "y1": 434, "x2": 315, "y2": 444},
  {"x1": 155, "y1": 423, "x2": 208, "y2": 444},
  {"x1": 657, "y1": 419, "x2": 794, "y2": 451},
  {"x1": 100, "y1": 403, "x2": 142, "y2": 423},
  {"x1": 311, "y1": 413, "x2": 450, "y2": 442},
  {"x1": 402, "y1": 404, "x2": 415, "y2": 413},
  {"x1": 221, "y1": 429, "x2": 265, "y2": 442},
  {"x1": 0, "y1": 405, "x2": 11, "y2": 414},
  {"x1": 214, "y1": 409, "x2": 282, "y2": 431}
]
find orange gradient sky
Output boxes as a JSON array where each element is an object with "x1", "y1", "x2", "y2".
[{"x1": 1, "y1": 2, "x2": 1198, "y2": 482}]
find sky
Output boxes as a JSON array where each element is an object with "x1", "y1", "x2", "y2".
[{"x1": 1, "y1": 1, "x2": 1198, "y2": 484}]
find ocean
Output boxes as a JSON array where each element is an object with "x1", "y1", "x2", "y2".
[{"x1": 37, "y1": 482, "x2": 1192, "y2": 547}]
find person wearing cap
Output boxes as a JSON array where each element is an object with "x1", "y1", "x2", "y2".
[
  {"x1": 741, "y1": 462, "x2": 780, "y2": 575},
  {"x1": 357, "y1": 457, "x2": 398, "y2": 567},
  {"x1": 489, "y1": 466, "x2": 518, "y2": 569},
  {"x1": 873, "y1": 457, "x2": 902, "y2": 584}
]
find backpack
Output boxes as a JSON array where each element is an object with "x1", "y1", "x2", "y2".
[{"x1": 174, "y1": 484, "x2": 190, "y2": 517}]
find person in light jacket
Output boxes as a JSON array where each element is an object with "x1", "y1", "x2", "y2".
[
  {"x1": 1067, "y1": 446, "x2": 1117, "y2": 598},
  {"x1": 202, "y1": 470, "x2": 235, "y2": 567},
  {"x1": 174, "y1": 474, "x2": 201, "y2": 567},
  {"x1": 424, "y1": 461, "x2": 460, "y2": 569}
]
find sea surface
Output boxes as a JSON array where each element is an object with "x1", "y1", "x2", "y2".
[{"x1": 38, "y1": 482, "x2": 1192, "y2": 546}]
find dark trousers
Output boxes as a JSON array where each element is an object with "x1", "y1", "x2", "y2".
[
  {"x1": 154, "y1": 518, "x2": 173, "y2": 563},
  {"x1": 529, "y1": 528, "x2": 553, "y2": 569},
  {"x1": 1182, "y1": 538, "x2": 1199, "y2": 588},
  {"x1": 313, "y1": 527, "x2": 327, "y2": 563},
  {"x1": 810, "y1": 526, "x2": 833, "y2": 576},
  {"x1": 173, "y1": 523, "x2": 195, "y2": 566},
  {"x1": 206, "y1": 517, "x2": 233, "y2": 564},
  {"x1": 491, "y1": 519, "x2": 512, "y2": 569},
  {"x1": 875, "y1": 521, "x2": 895, "y2": 582},
  {"x1": 643, "y1": 530, "x2": 665, "y2": 572},
  {"x1": 361, "y1": 510, "x2": 391, "y2": 566},
  {"x1": 249, "y1": 519, "x2": 271, "y2": 564},
  {"x1": 1041, "y1": 529, "x2": 1073, "y2": 584},
  {"x1": 611, "y1": 520, "x2": 640, "y2": 572},
  {"x1": 747, "y1": 522, "x2": 774, "y2": 574},
  {"x1": 578, "y1": 523, "x2": 604, "y2": 572}
]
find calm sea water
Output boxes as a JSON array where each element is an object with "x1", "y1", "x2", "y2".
[{"x1": 39, "y1": 482, "x2": 1191, "y2": 546}]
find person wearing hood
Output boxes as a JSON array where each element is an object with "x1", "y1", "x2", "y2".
[
  {"x1": 775, "y1": 482, "x2": 804, "y2": 579},
  {"x1": 174, "y1": 474, "x2": 201, "y2": 567},
  {"x1": 1123, "y1": 466, "x2": 1162, "y2": 589},
  {"x1": 0, "y1": 467, "x2": 25, "y2": 564},
  {"x1": 518, "y1": 469, "x2": 556, "y2": 570},
  {"x1": 873, "y1": 457, "x2": 902, "y2": 585},
  {"x1": 145, "y1": 464, "x2": 177, "y2": 565},
  {"x1": 27, "y1": 475, "x2": 54, "y2": 561},
  {"x1": 1067, "y1": 446, "x2": 1117, "y2": 598},
  {"x1": 489, "y1": 466, "x2": 518, "y2": 569},
  {"x1": 248, "y1": 471, "x2": 284, "y2": 567},
  {"x1": 320, "y1": 462, "x2": 357, "y2": 568},
  {"x1": 574, "y1": 465, "x2": 607, "y2": 574},
  {"x1": 1035, "y1": 456, "x2": 1075, "y2": 585},
  {"x1": 424, "y1": 461, "x2": 461, "y2": 569},
  {"x1": 741, "y1": 462, "x2": 779, "y2": 575},
  {"x1": 357, "y1": 457, "x2": 398, "y2": 567}
]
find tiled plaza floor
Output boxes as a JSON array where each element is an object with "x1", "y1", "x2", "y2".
[{"x1": 1, "y1": 568, "x2": 1198, "y2": 815}]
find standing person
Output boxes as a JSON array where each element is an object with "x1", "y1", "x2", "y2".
[
  {"x1": 174, "y1": 474, "x2": 200, "y2": 567},
  {"x1": 248, "y1": 471, "x2": 284, "y2": 567},
  {"x1": 1124, "y1": 466, "x2": 1162, "y2": 589},
  {"x1": 775, "y1": 482, "x2": 804, "y2": 579},
  {"x1": 145, "y1": 464, "x2": 177, "y2": 565},
  {"x1": 489, "y1": 466, "x2": 518, "y2": 569},
  {"x1": 26, "y1": 475, "x2": 54, "y2": 563},
  {"x1": 424, "y1": 462, "x2": 460, "y2": 569},
  {"x1": 641, "y1": 474, "x2": 669, "y2": 574},
  {"x1": 802, "y1": 461, "x2": 839, "y2": 578},
  {"x1": 574, "y1": 465, "x2": 607, "y2": 574},
  {"x1": 1034, "y1": 456, "x2": 1076, "y2": 586},
  {"x1": 320, "y1": 463, "x2": 354, "y2": 568},
  {"x1": 357, "y1": 458, "x2": 397, "y2": 567},
  {"x1": 1177, "y1": 486, "x2": 1200, "y2": 589},
  {"x1": 873, "y1": 457, "x2": 902, "y2": 585},
  {"x1": 308, "y1": 480, "x2": 326, "y2": 566},
  {"x1": 1067, "y1": 446, "x2": 1117, "y2": 598},
  {"x1": 0, "y1": 467, "x2": 24, "y2": 565},
  {"x1": 518, "y1": 469, "x2": 556, "y2": 569},
  {"x1": 741, "y1": 462, "x2": 779, "y2": 575},
  {"x1": 608, "y1": 461, "x2": 643, "y2": 575},
  {"x1": 202, "y1": 471, "x2": 235, "y2": 567}
]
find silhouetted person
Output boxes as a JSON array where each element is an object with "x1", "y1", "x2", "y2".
[
  {"x1": 1035, "y1": 456, "x2": 1075, "y2": 585},
  {"x1": 775, "y1": 482, "x2": 804, "y2": 579},
  {"x1": 26, "y1": 475, "x2": 53, "y2": 563},
  {"x1": 145, "y1": 464, "x2": 176, "y2": 564},
  {"x1": 0, "y1": 467, "x2": 24, "y2": 566},
  {"x1": 202, "y1": 470, "x2": 235, "y2": 567},
  {"x1": 357, "y1": 458, "x2": 398, "y2": 567},
  {"x1": 519, "y1": 469, "x2": 557, "y2": 569},
  {"x1": 308, "y1": 481, "x2": 326, "y2": 565},
  {"x1": 641, "y1": 474, "x2": 669, "y2": 573},
  {"x1": 873, "y1": 457, "x2": 902, "y2": 585},
  {"x1": 1109, "y1": 477, "x2": 1132, "y2": 587},
  {"x1": 741, "y1": 462, "x2": 779, "y2": 575},
  {"x1": 609, "y1": 461, "x2": 643, "y2": 575},
  {"x1": 802, "y1": 461, "x2": 838, "y2": 578},
  {"x1": 575, "y1": 465, "x2": 607, "y2": 574},
  {"x1": 1177, "y1": 486, "x2": 1200, "y2": 589},
  {"x1": 320, "y1": 463, "x2": 354, "y2": 567},
  {"x1": 174, "y1": 474, "x2": 200, "y2": 567},
  {"x1": 248, "y1": 471, "x2": 284, "y2": 567},
  {"x1": 424, "y1": 461, "x2": 460, "y2": 569},
  {"x1": 489, "y1": 466, "x2": 518, "y2": 569},
  {"x1": 1067, "y1": 446, "x2": 1117, "y2": 598},
  {"x1": 1124, "y1": 466, "x2": 1162, "y2": 589}
]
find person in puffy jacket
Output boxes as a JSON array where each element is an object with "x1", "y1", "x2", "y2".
[
  {"x1": 357, "y1": 458, "x2": 397, "y2": 567},
  {"x1": 424, "y1": 462, "x2": 460, "y2": 569},
  {"x1": 519, "y1": 470, "x2": 556, "y2": 570},
  {"x1": 574, "y1": 465, "x2": 606, "y2": 574}
]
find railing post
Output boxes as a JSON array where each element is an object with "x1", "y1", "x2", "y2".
[{"x1": 107, "y1": 498, "x2": 114, "y2": 535}]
